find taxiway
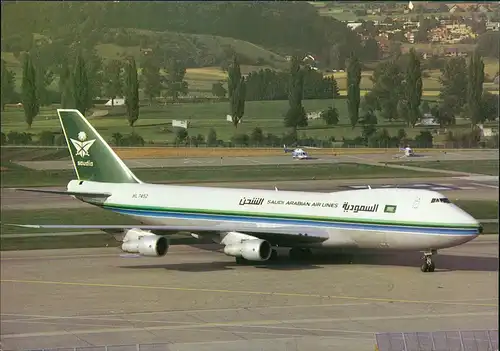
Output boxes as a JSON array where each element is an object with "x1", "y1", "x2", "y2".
[
  {"x1": 1, "y1": 235, "x2": 498, "y2": 351},
  {"x1": 11, "y1": 149, "x2": 500, "y2": 170}
]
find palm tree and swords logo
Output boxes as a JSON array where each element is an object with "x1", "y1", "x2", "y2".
[{"x1": 70, "y1": 131, "x2": 96, "y2": 158}]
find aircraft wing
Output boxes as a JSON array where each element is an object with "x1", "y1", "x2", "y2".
[{"x1": 3, "y1": 223, "x2": 329, "y2": 244}]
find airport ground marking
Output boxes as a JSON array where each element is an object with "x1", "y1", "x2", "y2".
[
  {"x1": 2, "y1": 310, "x2": 496, "y2": 339},
  {"x1": 0, "y1": 303, "x2": 371, "y2": 322},
  {"x1": 1, "y1": 279, "x2": 497, "y2": 308}
]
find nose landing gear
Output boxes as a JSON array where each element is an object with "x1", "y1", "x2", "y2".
[{"x1": 421, "y1": 251, "x2": 436, "y2": 272}]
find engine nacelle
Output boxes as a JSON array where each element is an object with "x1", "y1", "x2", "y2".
[
  {"x1": 120, "y1": 228, "x2": 169, "y2": 257},
  {"x1": 223, "y1": 239, "x2": 272, "y2": 261}
]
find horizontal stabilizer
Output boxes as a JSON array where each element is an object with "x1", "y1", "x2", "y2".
[
  {"x1": 13, "y1": 188, "x2": 111, "y2": 198},
  {"x1": 2, "y1": 223, "x2": 329, "y2": 242}
]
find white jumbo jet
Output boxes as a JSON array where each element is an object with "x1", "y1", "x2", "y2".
[{"x1": 5, "y1": 110, "x2": 483, "y2": 272}]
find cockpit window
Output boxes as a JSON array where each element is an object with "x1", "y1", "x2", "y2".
[{"x1": 431, "y1": 198, "x2": 451, "y2": 203}]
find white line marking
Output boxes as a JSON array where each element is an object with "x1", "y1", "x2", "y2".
[
  {"x1": 2, "y1": 311, "x2": 495, "y2": 338},
  {"x1": 471, "y1": 182, "x2": 499, "y2": 189},
  {"x1": 1, "y1": 303, "x2": 370, "y2": 322}
]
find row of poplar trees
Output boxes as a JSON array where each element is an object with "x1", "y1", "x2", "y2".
[
  {"x1": 19, "y1": 52, "x2": 140, "y2": 128},
  {"x1": 227, "y1": 54, "x2": 345, "y2": 131}
]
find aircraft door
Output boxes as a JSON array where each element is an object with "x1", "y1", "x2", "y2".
[{"x1": 412, "y1": 196, "x2": 421, "y2": 209}]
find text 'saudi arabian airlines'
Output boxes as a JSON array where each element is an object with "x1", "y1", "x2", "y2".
[{"x1": 8, "y1": 109, "x2": 483, "y2": 272}]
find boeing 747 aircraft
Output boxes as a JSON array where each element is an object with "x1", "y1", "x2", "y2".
[{"x1": 6, "y1": 110, "x2": 483, "y2": 272}]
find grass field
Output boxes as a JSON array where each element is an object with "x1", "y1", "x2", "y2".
[
  {"x1": 389, "y1": 160, "x2": 499, "y2": 176},
  {"x1": 1, "y1": 97, "x2": 489, "y2": 145},
  {"x1": 0, "y1": 163, "x2": 445, "y2": 188},
  {"x1": 1, "y1": 199, "x2": 497, "y2": 250}
]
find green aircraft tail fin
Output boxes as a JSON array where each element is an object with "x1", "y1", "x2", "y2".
[{"x1": 57, "y1": 109, "x2": 141, "y2": 184}]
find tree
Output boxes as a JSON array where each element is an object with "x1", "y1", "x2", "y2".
[
  {"x1": 175, "y1": 128, "x2": 188, "y2": 145},
  {"x1": 103, "y1": 60, "x2": 123, "y2": 107},
  {"x1": 321, "y1": 106, "x2": 339, "y2": 126},
  {"x1": 227, "y1": 55, "x2": 246, "y2": 128},
  {"x1": 404, "y1": 48, "x2": 423, "y2": 127},
  {"x1": 359, "y1": 110, "x2": 378, "y2": 142},
  {"x1": 420, "y1": 101, "x2": 431, "y2": 114},
  {"x1": 481, "y1": 92, "x2": 499, "y2": 122},
  {"x1": 439, "y1": 57, "x2": 467, "y2": 116},
  {"x1": 211, "y1": 81, "x2": 227, "y2": 99},
  {"x1": 397, "y1": 128, "x2": 408, "y2": 145},
  {"x1": 1, "y1": 59, "x2": 16, "y2": 111},
  {"x1": 21, "y1": 53, "x2": 39, "y2": 128},
  {"x1": 346, "y1": 54, "x2": 361, "y2": 128},
  {"x1": 84, "y1": 48, "x2": 104, "y2": 101},
  {"x1": 164, "y1": 59, "x2": 188, "y2": 103},
  {"x1": 431, "y1": 104, "x2": 455, "y2": 128},
  {"x1": 362, "y1": 38, "x2": 380, "y2": 62},
  {"x1": 467, "y1": 50, "x2": 484, "y2": 126},
  {"x1": 364, "y1": 60, "x2": 404, "y2": 121},
  {"x1": 72, "y1": 51, "x2": 91, "y2": 116},
  {"x1": 284, "y1": 56, "x2": 307, "y2": 130},
  {"x1": 141, "y1": 55, "x2": 161, "y2": 104},
  {"x1": 415, "y1": 18, "x2": 430, "y2": 43},
  {"x1": 415, "y1": 130, "x2": 433, "y2": 147},
  {"x1": 35, "y1": 62, "x2": 54, "y2": 107},
  {"x1": 124, "y1": 57, "x2": 140, "y2": 127},
  {"x1": 476, "y1": 31, "x2": 500, "y2": 59},
  {"x1": 206, "y1": 128, "x2": 217, "y2": 146},
  {"x1": 59, "y1": 59, "x2": 73, "y2": 109},
  {"x1": 250, "y1": 127, "x2": 264, "y2": 145}
]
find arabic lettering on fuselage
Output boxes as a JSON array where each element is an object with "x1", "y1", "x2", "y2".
[
  {"x1": 267, "y1": 200, "x2": 338, "y2": 208},
  {"x1": 342, "y1": 202, "x2": 379, "y2": 213},
  {"x1": 239, "y1": 197, "x2": 265, "y2": 206}
]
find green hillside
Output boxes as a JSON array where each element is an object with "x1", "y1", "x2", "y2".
[
  {"x1": 2, "y1": 1, "x2": 359, "y2": 96},
  {"x1": 1, "y1": 27, "x2": 289, "y2": 95}
]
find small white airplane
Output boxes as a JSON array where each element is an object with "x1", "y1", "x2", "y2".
[
  {"x1": 283, "y1": 145, "x2": 311, "y2": 159},
  {"x1": 4, "y1": 110, "x2": 483, "y2": 273}
]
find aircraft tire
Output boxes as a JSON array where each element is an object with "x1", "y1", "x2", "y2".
[{"x1": 420, "y1": 261, "x2": 435, "y2": 272}]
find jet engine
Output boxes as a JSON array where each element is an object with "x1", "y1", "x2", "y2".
[
  {"x1": 120, "y1": 228, "x2": 169, "y2": 257},
  {"x1": 223, "y1": 239, "x2": 272, "y2": 261}
]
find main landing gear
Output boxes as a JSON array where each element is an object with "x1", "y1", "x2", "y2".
[{"x1": 420, "y1": 251, "x2": 436, "y2": 272}]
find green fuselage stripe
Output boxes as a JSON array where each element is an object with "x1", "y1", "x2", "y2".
[{"x1": 102, "y1": 203, "x2": 478, "y2": 229}]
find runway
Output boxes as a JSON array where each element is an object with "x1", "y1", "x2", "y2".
[
  {"x1": 1, "y1": 236, "x2": 498, "y2": 350},
  {"x1": 12, "y1": 149, "x2": 500, "y2": 170}
]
